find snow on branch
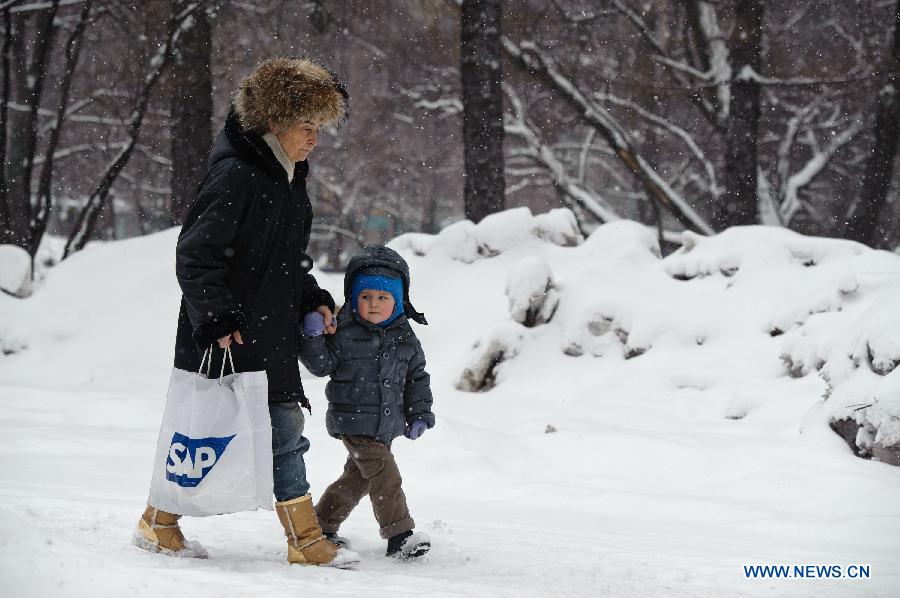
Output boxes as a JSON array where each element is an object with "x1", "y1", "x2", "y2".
[
  {"x1": 688, "y1": 0, "x2": 731, "y2": 125},
  {"x1": 10, "y1": 99, "x2": 167, "y2": 130},
  {"x1": 399, "y1": 85, "x2": 462, "y2": 117},
  {"x1": 577, "y1": 128, "x2": 596, "y2": 183},
  {"x1": 118, "y1": 171, "x2": 170, "y2": 196},
  {"x1": 8, "y1": 0, "x2": 83, "y2": 13},
  {"x1": 593, "y1": 91, "x2": 721, "y2": 199},
  {"x1": 31, "y1": 141, "x2": 122, "y2": 164},
  {"x1": 610, "y1": 0, "x2": 665, "y2": 56},
  {"x1": 503, "y1": 83, "x2": 621, "y2": 224},
  {"x1": 610, "y1": 0, "x2": 719, "y2": 127},
  {"x1": 652, "y1": 54, "x2": 712, "y2": 81},
  {"x1": 62, "y1": 0, "x2": 214, "y2": 258},
  {"x1": 779, "y1": 120, "x2": 863, "y2": 224},
  {"x1": 549, "y1": 0, "x2": 612, "y2": 23},
  {"x1": 502, "y1": 36, "x2": 715, "y2": 235},
  {"x1": 310, "y1": 223, "x2": 363, "y2": 245},
  {"x1": 774, "y1": 99, "x2": 821, "y2": 195}
]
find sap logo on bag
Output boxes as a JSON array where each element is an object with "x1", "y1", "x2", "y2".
[{"x1": 165, "y1": 432, "x2": 235, "y2": 487}]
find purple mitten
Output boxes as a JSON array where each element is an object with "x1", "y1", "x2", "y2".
[
  {"x1": 405, "y1": 419, "x2": 427, "y2": 440},
  {"x1": 302, "y1": 312, "x2": 327, "y2": 337}
]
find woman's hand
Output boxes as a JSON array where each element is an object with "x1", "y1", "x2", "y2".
[
  {"x1": 316, "y1": 305, "x2": 338, "y2": 335},
  {"x1": 217, "y1": 330, "x2": 243, "y2": 349}
]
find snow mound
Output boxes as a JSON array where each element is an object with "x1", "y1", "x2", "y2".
[
  {"x1": 457, "y1": 321, "x2": 527, "y2": 392},
  {"x1": 0, "y1": 229, "x2": 181, "y2": 391},
  {"x1": 0, "y1": 244, "x2": 32, "y2": 297},
  {"x1": 391, "y1": 207, "x2": 583, "y2": 263},
  {"x1": 400, "y1": 213, "x2": 900, "y2": 460},
  {"x1": 504, "y1": 256, "x2": 558, "y2": 327}
]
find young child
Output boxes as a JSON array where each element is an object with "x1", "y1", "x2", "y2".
[{"x1": 299, "y1": 244, "x2": 434, "y2": 560}]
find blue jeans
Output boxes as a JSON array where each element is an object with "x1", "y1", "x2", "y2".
[{"x1": 269, "y1": 403, "x2": 311, "y2": 502}]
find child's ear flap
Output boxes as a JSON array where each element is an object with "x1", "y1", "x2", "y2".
[{"x1": 405, "y1": 300, "x2": 427, "y2": 325}]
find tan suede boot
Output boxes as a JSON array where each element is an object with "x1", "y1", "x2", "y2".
[
  {"x1": 275, "y1": 494, "x2": 360, "y2": 568},
  {"x1": 133, "y1": 505, "x2": 208, "y2": 558}
]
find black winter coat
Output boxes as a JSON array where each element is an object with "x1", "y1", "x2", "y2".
[
  {"x1": 173, "y1": 108, "x2": 334, "y2": 404},
  {"x1": 298, "y1": 245, "x2": 434, "y2": 443}
]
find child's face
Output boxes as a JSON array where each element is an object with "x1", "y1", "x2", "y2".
[{"x1": 357, "y1": 288, "x2": 396, "y2": 324}]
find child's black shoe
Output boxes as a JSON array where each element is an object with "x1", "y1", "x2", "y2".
[
  {"x1": 386, "y1": 530, "x2": 430, "y2": 560},
  {"x1": 324, "y1": 532, "x2": 351, "y2": 549}
]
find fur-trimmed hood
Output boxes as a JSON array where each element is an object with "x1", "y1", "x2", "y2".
[{"x1": 234, "y1": 57, "x2": 349, "y2": 132}]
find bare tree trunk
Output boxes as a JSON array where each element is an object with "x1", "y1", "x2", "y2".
[
  {"x1": 28, "y1": 0, "x2": 93, "y2": 256},
  {"x1": 716, "y1": 0, "x2": 763, "y2": 228},
  {"x1": 460, "y1": 0, "x2": 505, "y2": 223},
  {"x1": 3, "y1": 4, "x2": 59, "y2": 249},
  {"x1": 2, "y1": 11, "x2": 28, "y2": 247},
  {"x1": 0, "y1": 5, "x2": 12, "y2": 241},
  {"x1": 844, "y1": 2, "x2": 900, "y2": 248},
  {"x1": 169, "y1": 0, "x2": 214, "y2": 226},
  {"x1": 16, "y1": 1, "x2": 59, "y2": 248}
]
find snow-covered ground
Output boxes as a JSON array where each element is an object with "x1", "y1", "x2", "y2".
[{"x1": 1, "y1": 208, "x2": 898, "y2": 597}]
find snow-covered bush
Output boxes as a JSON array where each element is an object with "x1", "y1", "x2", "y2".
[
  {"x1": 457, "y1": 322, "x2": 526, "y2": 392},
  {"x1": 533, "y1": 208, "x2": 583, "y2": 247},
  {"x1": 0, "y1": 245, "x2": 32, "y2": 298},
  {"x1": 390, "y1": 207, "x2": 584, "y2": 264},
  {"x1": 504, "y1": 257, "x2": 558, "y2": 327},
  {"x1": 435, "y1": 214, "x2": 900, "y2": 465},
  {"x1": 473, "y1": 207, "x2": 537, "y2": 256},
  {"x1": 778, "y1": 283, "x2": 900, "y2": 463}
]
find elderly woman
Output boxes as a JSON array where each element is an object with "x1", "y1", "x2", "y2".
[{"x1": 133, "y1": 58, "x2": 358, "y2": 568}]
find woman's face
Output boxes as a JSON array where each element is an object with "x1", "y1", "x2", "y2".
[{"x1": 273, "y1": 120, "x2": 321, "y2": 162}]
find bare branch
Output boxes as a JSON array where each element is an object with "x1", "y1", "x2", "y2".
[
  {"x1": 119, "y1": 170, "x2": 170, "y2": 195},
  {"x1": 502, "y1": 36, "x2": 715, "y2": 234},
  {"x1": 63, "y1": 0, "x2": 213, "y2": 258},
  {"x1": 32, "y1": 142, "x2": 124, "y2": 164},
  {"x1": 652, "y1": 53, "x2": 712, "y2": 80},
  {"x1": 310, "y1": 223, "x2": 363, "y2": 244},
  {"x1": 398, "y1": 85, "x2": 462, "y2": 116},
  {"x1": 593, "y1": 91, "x2": 721, "y2": 198},
  {"x1": 576, "y1": 128, "x2": 595, "y2": 183},
  {"x1": 8, "y1": 0, "x2": 82, "y2": 13},
  {"x1": 781, "y1": 120, "x2": 863, "y2": 224},
  {"x1": 504, "y1": 82, "x2": 620, "y2": 224},
  {"x1": 611, "y1": 0, "x2": 719, "y2": 127},
  {"x1": 549, "y1": 0, "x2": 611, "y2": 23},
  {"x1": 6, "y1": 0, "x2": 85, "y2": 14}
]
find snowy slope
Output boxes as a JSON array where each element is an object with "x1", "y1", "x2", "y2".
[{"x1": 1, "y1": 210, "x2": 899, "y2": 598}]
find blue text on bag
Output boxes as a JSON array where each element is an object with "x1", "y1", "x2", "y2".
[{"x1": 165, "y1": 432, "x2": 236, "y2": 487}]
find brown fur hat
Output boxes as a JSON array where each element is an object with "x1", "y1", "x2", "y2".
[{"x1": 234, "y1": 57, "x2": 349, "y2": 132}]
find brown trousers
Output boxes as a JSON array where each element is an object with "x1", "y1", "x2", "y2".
[{"x1": 315, "y1": 435, "x2": 414, "y2": 539}]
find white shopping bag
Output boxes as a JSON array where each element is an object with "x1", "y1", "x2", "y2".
[{"x1": 148, "y1": 347, "x2": 273, "y2": 516}]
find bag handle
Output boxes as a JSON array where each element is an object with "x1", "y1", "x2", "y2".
[
  {"x1": 219, "y1": 345, "x2": 235, "y2": 380},
  {"x1": 198, "y1": 345, "x2": 236, "y2": 381},
  {"x1": 198, "y1": 346, "x2": 213, "y2": 377}
]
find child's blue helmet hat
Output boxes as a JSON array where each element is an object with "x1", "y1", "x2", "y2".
[
  {"x1": 343, "y1": 244, "x2": 427, "y2": 325},
  {"x1": 351, "y1": 271, "x2": 405, "y2": 327}
]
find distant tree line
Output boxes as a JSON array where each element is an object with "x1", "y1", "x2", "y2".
[{"x1": 1, "y1": 0, "x2": 897, "y2": 283}]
